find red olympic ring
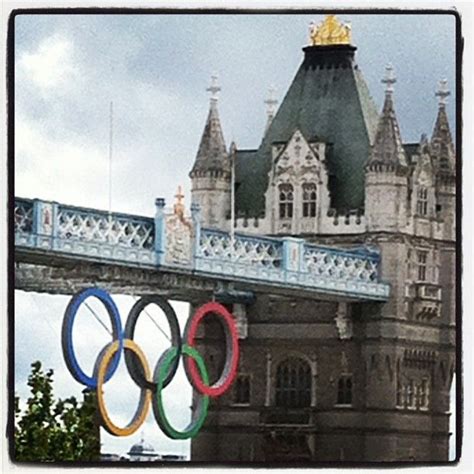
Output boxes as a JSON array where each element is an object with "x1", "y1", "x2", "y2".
[{"x1": 184, "y1": 302, "x2": 239, "y2": 398}]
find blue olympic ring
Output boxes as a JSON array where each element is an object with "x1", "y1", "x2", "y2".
[{"x1": 61, "y1": 287, "x2": 123, "y2": 389}]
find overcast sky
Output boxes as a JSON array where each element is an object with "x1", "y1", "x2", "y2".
[{"x1": 14, "y1": 12, "x2": 457, "y2": 459}]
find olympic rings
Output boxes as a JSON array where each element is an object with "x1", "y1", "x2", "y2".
[{"x1": 61, "y1": 288, "x2": 240, "y2": 439}]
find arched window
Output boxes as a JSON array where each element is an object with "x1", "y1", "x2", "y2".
[
  {"x1": 302, "y1": 183, "x2": 317, "y2": 218},
  {"x1": 279, "y1": 184, "x2": 294, "y2": 219},
  {"x1": 275, "y1": 358, "x2": 311, "y2": 408},
  {"x1": 416, "y1": 187, "x2": 428, "y2": 216}
]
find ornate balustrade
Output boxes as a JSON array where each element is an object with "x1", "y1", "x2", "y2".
[
  {"x1": 57, "y1": 206, "x2": 154, "y2": 249},
  {"x1": 14, "y1": 197, "x2": 390, "y2": 300},
  {"x1": 195, "y1": 228, "x2": 284, "y2": 282},
  {"x1": 15, "y1": 198, "x2": 156, "y2": 264}
]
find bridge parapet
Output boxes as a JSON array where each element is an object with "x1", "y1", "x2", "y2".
[{"x1": 14, "y1": 197, "x2": 390, "y2": 301}]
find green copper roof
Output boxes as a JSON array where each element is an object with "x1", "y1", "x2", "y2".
[{"x1": 235, "y1": 45, "x2": 378, "y2": 217}]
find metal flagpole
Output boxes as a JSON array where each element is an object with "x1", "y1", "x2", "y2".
[
  {"x1": 230, "y1": 143, "x2": 235, "y2": 261},
  {"x1": 108, "y1": 101, "x2": 114, "y2": 242}
]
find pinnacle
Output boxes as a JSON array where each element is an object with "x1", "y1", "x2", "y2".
[
  {"x1": 367, "y1": 66, "x2": 407, "y2": 169},
  {"x1": 431, "y1": 80, "x2": 454, "y2": 175},
  {"x1": 190, "y1": 75, "x2": 229, "y2": 176}
]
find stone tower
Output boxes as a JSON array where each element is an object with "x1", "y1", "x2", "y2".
[
  {"x1": 189, "y1": 15, "x2": 456, "y2": 463},
  {"x1": 189, "y1": 74, "x2": 231, "y2": 228}
]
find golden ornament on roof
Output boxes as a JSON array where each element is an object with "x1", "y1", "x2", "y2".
[
  {"x1": 309, "y1": 15, "x2": 352, "y2": 46},
  {"x1": 173, "y1": 185, "x2": 185, "y2": 218}
]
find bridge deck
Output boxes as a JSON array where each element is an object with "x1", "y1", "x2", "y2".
[{"x1": 14, "y1": 197, "x2": 390, "y2": 302}]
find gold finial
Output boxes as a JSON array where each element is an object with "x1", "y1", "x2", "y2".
[
  {"x1": 309, "y1": 15, "x2": 352, "y2": 46},
  {"x1": 173, "y1": 185, "x2": 185, "y2": 218}
]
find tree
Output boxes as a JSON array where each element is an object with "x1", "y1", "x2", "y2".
[{"x1": 14, "y1": 361, "x2": 100, "y2": 462}]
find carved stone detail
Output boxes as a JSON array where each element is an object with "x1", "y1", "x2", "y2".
[
  {"x1": 165, "y1": 213, "x2": 193, "y2": 265},
  {"x1": 335, "y1": 302, "x2": 353, "y2": 339}
]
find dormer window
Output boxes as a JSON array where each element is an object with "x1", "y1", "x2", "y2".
[
  {"x1": 279, "y1": 184, "x2": 294, "y2": 219},
  {"x1": 416, "y1": 187, "x2": 428, "y2": 216},
  {"x1": 302, "y1": 183, "x2": 317, "y2": 218}
]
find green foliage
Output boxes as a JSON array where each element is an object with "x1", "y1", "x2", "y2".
[{"x1": 14, "y1": 361, "x2": 100, "y2": 462}]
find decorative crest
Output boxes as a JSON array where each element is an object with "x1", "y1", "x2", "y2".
[
  {"x1": 264, "y1": 85, "x2": 278, "y2": 118},
  {"x1": 206, "y1": 73, "x2": 221, "y2": 103},
  {"x1": 309, "y1": 15, "x2": 352, "y2": 46},
  {"x1": 435, "y1": 79, "x2": 450, "y2": 106},
  {"x1": 382, "y1": 64, "x2": 396, "y2": 94},
  {"x1": 173, "y1": 185, "x2": 185, "y2": 218}
]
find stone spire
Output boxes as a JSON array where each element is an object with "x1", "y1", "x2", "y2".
[
  {"x1": 431, "y1": 79, "x2": 455, "y2": 174},
  {"x1": 367, "y1": 64, "x2": 407, "y2": 170},
  {"x1": 190, "y1": 74, "x2": 229, "y2": 176},
  {"x1": 264, "y1": 85, "x2": 278, "y2": 135}
]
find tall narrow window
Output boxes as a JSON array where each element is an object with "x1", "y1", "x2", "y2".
[
  {"x1": 416, "y1": 187, "x2": 428, "y2": 216},
  {"x1": 418, "y1": 378, "x2": 430, "y2": 410},
  {"x1": 234, "y1": 374, "x2": 251, "y2": 405},
  {"x1": 396, "y1": 380, "x2": 405, "y2": 408},
  {"x1": 417, "y1": 251, "x2": 428, "y2": 281},
  {"x1": 275, "y1": 358, "x2": 311, "y2": 408},
  {"x1": 279, "y1": 184, "x2": 294, "y2": 219},
  {"x1": 302, "y1": 183, "x2": 317, "y2": 218},
  {"x1": 406, "y1": 379, "x2": 416, "y2": 409},
  {"x1": 336, "y1": 375, "x2": 353, "y2": 405}
]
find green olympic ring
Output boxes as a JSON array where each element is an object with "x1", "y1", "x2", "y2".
[{"x1": 152, "y1": 345, "x2": 209, "y2": 440}]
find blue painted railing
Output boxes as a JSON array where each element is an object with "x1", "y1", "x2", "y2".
[{"x1": 14, "y1": 197, "x2": 390, "y2": 300}]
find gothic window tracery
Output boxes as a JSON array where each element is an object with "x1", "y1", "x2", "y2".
[
  {"x1": 397, "y1": 378, "x2": 430, "y2": 410},
  {"x1": 302, "y1": 183, "x2": 317, "y2": 218},
  {"x1": 275, "y1": 358, "x2": 311, "y2": 408},
  {"x1": 417, "y1": 251, "x2": 428, "y2": 281},
  {"x1": 416, "y1": 187, "x2": 428, "y2": 216},
  {"x1": 279, "y1": 184, "x2": 294, "y2": 219}
]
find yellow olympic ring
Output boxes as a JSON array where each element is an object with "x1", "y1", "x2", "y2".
[{"x1": 96, "y1": 339, "x2": 151, "y2": 437}]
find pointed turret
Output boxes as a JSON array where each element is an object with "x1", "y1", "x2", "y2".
[
  {"x1": 367, "y1": 65, "x2": 407, "y2": 170},
  {"x1": 189, "y1": 75, "x2": 231, "y2": 228},
  {"x1": 190, "y1": 74, "x2": 230, "y2": 176},
  {"x1": 431, "y1": 79, "x2": 455, "y2": 175},
  {"x1": 365, "y1": 65, "x2": 408, "y2": 231},
  {"x1": 431, "y1": 80, "x2": 455, "y2": 240}
]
